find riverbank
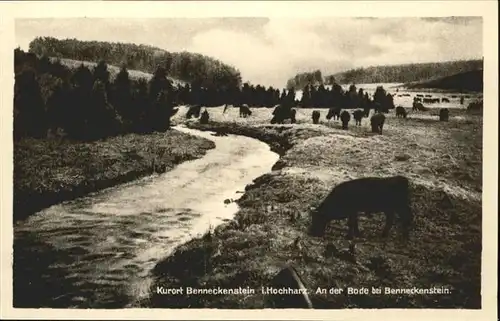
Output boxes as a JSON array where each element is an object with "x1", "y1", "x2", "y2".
[
  {"x1": 14, "y1": 129, "x2": 215, "y2": 222},
  {"x1": 150, "y1": 106, "x2": 482, "y2": 309}
]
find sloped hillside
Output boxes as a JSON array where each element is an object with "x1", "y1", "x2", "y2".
[
  {"x1": 405, "y1": 69, "x2": 483, "y2": 92},
  {"x1": 28, "y1": 37, "x2": 242, "y2": 89}
]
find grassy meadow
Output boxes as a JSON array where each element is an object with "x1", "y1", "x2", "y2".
[{"x1": 150, "y1": 105, "x2": 482, "y2": 309}]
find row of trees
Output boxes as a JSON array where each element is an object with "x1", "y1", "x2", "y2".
[
  {"x1": 286, "y1": 70, "x2": 325, "y2": 90},
  {"x1": 286, "y1": 59, "x2": 483, "y2": 91},
  {"x1": 28, "y1": 37, "x2": 242, "y2": 90},
  {"x1": 13, "y1": 49, "x2": 300, "y2": 141},
  {"x1": 14, "y1": 49, "x2": 176, "y2": 141},
  {"x1": 14, "y1": 48, "x2": 395, "y2": 142},
  {"x1": 300, "y1": 83, "x2": 394, "y2": 111}
]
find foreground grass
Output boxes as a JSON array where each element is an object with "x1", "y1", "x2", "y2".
[
  {"x1": 150, "y1": 106, "x2": 482, "y2": 309},
  {"x1": 14, "y1": 130, "x2": 215, "y2": 222}
]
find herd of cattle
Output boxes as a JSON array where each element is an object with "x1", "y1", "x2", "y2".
[
  {"x1": 180, "y1": 93, "x2": 482, "y2": 249},
  {"x1": 186, "y1": 93, "x2": 483, "y2": 137}
]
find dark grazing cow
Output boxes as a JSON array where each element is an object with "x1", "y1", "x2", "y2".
[
  {"x1": 395, "y1": 106, "x2": 407, "y2": 118},
  {"x1": 309, "y1": 176, "x2": 413, "y2": 240},
  {"x1": 370, "y1": 112, "x2": 386, "y2": 134},
  {"x1": 416, "y1": 94, "x2": 424, "y2": 98},
  {"x1": 441, "y1": 97, "x2": 450, "y2": 103},
  {"x1": 200, "y1": 109, "x2": 210, "y2": 124},
  {"x1": 412, "y1": 101, "x2": 428, "y2": 111},
  {"x1": 186, "y1": 105, "x2": 202, "y2": 119},
  {"x1": 467, "y1": 100, "x2": 483, "y2": 113},
  {"x1": 340, "y1": 110, "x2": 351, "y2": 130},
  {"x1": 239, "y1": 104, "x2": 252, "y2": 118},
  {"x1": 423, "y1": 98, "x2": 440, "y2": 104},
  {"x1": 439, "y1": 108, "x2": 449, "y2": 121},
  {"x1": 363, "y1": 105, "x2": 371, "y2": 117},
  {"x1": 271, "y1": 105, "x2": 297, "y2": 124},
  {"x1": 326, "y1": 107, "x2": 341, "y2": 121},
  {"x1": 312, "y1": 110, "x2": 321, "y2": 124},
  {"x1": 352, "y1": 109, "x2": 364, "y2": 126}
]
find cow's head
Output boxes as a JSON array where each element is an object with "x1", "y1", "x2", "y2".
[{"x1": 308, "y1": 206, "x2": 327, "y2": 237}]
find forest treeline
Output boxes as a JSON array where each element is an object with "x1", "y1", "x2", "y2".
[
  {"x1": 15, "y1": 48, "x2": 394, "y2": 142},
  {"x1": 13, "y1": 49, "x2": 292, "y2": 142},
  {"x1": 15, "y1": 49, "x2": 177, "y2": 141},
  {"x1": 28, "y1": 37, "x2": 242, "y2": 90},
  {"x1": 286, "y1": 59, "x2": 483, "y2": 90}
]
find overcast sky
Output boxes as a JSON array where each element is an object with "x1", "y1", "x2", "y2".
[{"x1": 15, "y1": 17, "x2": 483, "y2": 88}]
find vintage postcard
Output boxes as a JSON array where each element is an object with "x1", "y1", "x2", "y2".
[{"x1": 0, "y1": 1, "x2": 498, "y2": 320}]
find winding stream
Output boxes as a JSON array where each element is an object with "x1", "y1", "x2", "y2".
[{"x1": 13, "y1": 125, "x2": 279, "y2": 308}]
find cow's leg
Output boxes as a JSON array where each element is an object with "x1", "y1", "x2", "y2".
[
  {"x1": 382, "y1": 211, "x2": 395, "y2": 237},
  {"x1": 347, "y1": 212, "x2": 356, "y2": 239},
  {"x1": 353, "y1": 213, "x2": 361, "y2": 236}
]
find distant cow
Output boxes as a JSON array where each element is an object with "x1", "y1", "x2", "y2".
[
  {"x1": 425, "y1": 94, "x2": 432, "y2": 98},
  {"x1": 271, "y1": 105, "x2": 296, "y2": 124},
  {"x1": 312, "y1": 110, "x2": 321, "y2": 124},
  {"x1": 370, "y1": 112, "x2": 386, "y2": 134},
  {"x1": 352, "y1": 109, "x2": 364, "y2": 126},
  {"x1": 439, "y1": 108, "x2": 449, "y2": 121},
  {"x1": 186, "y1": 105, "x2": 202, "y2": 119},
  {"x1": 467, "y1": 100, "x2": 483, "y2": 113},
  {"x1": 441, "y1": 97, "x2": 450, "y2": 103},
  {"x1": 200, "y1": 109, "x2": 210, "y2": 124},
  {"x1": 326, "y1": 107, "x2": 341, "y2": 121},
  {"x1": 423, "y1": 98, "x2": 439, "y2": 104},
  {"x1": 363, "y1": 105, "x2": 371, "y2": 117},
  {"x1": 416, "y1": 94, "x2": 424, "y2": 97},
  {"x1": 395, "y1": 106, "x2": 407, "y2": 118},
  {"x1": 240, "y1": 104, "x2": 252, "y2": 118},
  {"x1": 340, "y1": 110, "x2": 351, "y2": 130},
  {"x1": 309, "y1": 176, "x2": 413, "y2": 240},
  {"x1": 412, "y1": 101, "x2": 428, "y2": 111}
]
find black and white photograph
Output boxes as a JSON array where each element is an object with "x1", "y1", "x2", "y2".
[{"x1": 1, "y1": 1, "x2": 498, "y2": 320}]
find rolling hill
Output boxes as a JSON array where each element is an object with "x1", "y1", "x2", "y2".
[
  {"x1": 29, "y1": 37, "x2": 242, "y2": 89},
  {"x1": 404, "y1": 69, "x2": 483, "y2": 92},
  {"x1": 287, "y1": 59, "x2": 483, "y2": 90}
]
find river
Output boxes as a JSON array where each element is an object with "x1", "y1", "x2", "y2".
[{"x1": 13, "y1": 125, "x2": 279, "y2": 308}]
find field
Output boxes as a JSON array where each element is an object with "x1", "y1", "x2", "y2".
[
  {"x1": 14, "y1": 130, "x2": 215, "y2": 222},
  {"x1": 150, "y1": 105, "x2": 483, "y2": 309}
]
